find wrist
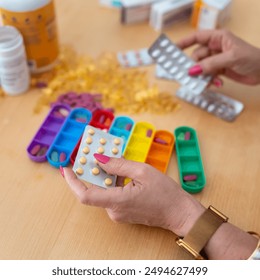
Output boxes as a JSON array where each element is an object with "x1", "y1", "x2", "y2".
[{"x1": 167, "y1": 191, "x2": 205, "y2": 237}]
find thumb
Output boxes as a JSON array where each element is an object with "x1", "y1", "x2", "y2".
[
  {"x1": 195, "y1": 51, "x2": 234, "y2": 75},
  {"x1": 93, "y1": 153, "x2": 147, "y2": 181}
]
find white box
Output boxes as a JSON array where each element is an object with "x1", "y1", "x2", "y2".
[
  {"x1": 150, "y1": 0, "x2": 194, "y2": 31},
  {"x1": 198, "y1": 0, "x2": 232, "y2": 30},
  {"x1": 120, "y1": 0, "x2": 162, "y2": 24}
]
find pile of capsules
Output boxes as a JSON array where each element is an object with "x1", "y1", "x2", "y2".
[
  {"x1": 27, "y1": 102, "x2": 206, "y2": 193},
  {"x1": 33, "y1": 46, "x2": 179, "y2": 115}
]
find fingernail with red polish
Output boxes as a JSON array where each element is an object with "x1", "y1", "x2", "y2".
[
  {"x1": 94, "y1": 153, "x2": 110, "y2": 164},
  {"x1": 60, "y1": 166, "x2": 64, "y2": 178},
  {"x1": 214, "y1": 79, "x2": 223, "y2": 88},
  {"x1": 188, "y1": 65, "x2": 203, "y2": 76}
]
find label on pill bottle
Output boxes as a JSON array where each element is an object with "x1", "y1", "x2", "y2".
[
  {"x1": 198, "y1": 5, "x2": 218, "y2": 29},
  {"x1": 1, "y1": 1, "x2": 59, "y2": 73}
]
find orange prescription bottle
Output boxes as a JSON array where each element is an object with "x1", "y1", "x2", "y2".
[
  {"x1": 191, "y1": 0, "x2": 203, "y2": 28},
  {"x1": 0, "y1": 0, "x2": 59, "y2": 74}
]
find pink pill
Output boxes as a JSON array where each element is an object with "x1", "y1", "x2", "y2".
[
  {"x1": 37, "y1": 146, "x2": 48, "y2": 156},
  {"x1": 76, "y1": 118, "x2": 86, "y2": 123},
  {"x1": 59, "y1": 152, "x2": 67, "y2": 162},
  {"x1": 146, "y1": 129, "x2": 153, "y2": 137},
  {"x1": 183, "y1": 175, "x2": 197, "y2": 181},
  {"x1": 125, "y1": 123, "x2": 132, "y2": 131},
  {"x1": 184, "y1": 132, "x2": 191, "y2": 140},
  {"x1": 154, "y1": 137, "x2": 168, "y2": 145},
  {"x1": 30, "y1": 144, "x2": 41, "y2": 156}
]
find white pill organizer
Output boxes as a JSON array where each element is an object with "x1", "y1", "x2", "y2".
[
  {"x1": 148, "y1": 33, "x2": 211, "y2": 95},
  {"x1": 73, "y1": 125, "x2": 124, "y2": 188}
]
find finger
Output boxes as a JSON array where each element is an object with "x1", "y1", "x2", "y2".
[
  {"x1": 63, "y1": 167, "x2": 120, "y2": 207},
  {"x1": 212, "y1": 77, "x2": 224, "y2": 88},
  {"x1": 177, "y1": 30, "x2": 223, "y2": 50},
  {"x1": 189, "y1": 51, "x2": 234, "y2": 76},
  {"x1": 93, "y1": 153, "x2": 149, "y2": 182},
  {"x1": 224, "y1": 69, "x2": 259, "y2": 85},
  {"x1": 191, "y1": 45, "x2": 211, "y2": 62}
]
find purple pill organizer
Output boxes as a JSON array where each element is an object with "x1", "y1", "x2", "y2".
[{"x1": 27, "y1": 104, "x2": 71, "y2": 162}]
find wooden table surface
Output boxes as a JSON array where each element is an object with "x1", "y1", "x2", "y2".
[{"x1": 0, "y1": 0, "x2": 260, "y2": 260}]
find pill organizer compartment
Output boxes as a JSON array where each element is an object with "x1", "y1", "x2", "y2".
[
  {"x1": 27, "y1": 104, "x2": 71, "y2": 162},
  {"x1": 145, "y1": 130, "x2": 175, "y2": 173},
  {"x1": 70, "y1": 109, "x2": 115, "y2": 164},
  {"x1": 109, "y1": 116, "x2": 135, "y2": 152},
  {"x1": 174, "y1": 126, "x2": 206, "y2": 193},
  {"x1": 123, "y1": 121, "x2": 156, "y2": 163},
  {"x1": 47, "y1": 108, "x2": 92, "y2": 168}
]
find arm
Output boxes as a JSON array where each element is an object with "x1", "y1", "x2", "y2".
[{"x1": 62, "y1": 154, "x2": 258, "y2": 260}]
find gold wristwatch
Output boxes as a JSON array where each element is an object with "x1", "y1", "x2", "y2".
[{"x1": 176, "y1": 205, "x2": 228, "y2": 259}]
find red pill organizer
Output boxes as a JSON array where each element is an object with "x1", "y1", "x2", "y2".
[{"x1": 174, "y1": 126, "x2": 206, "y2": 193}]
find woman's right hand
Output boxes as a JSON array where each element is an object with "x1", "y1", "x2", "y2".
[{"x1": 177, "y1": 29, "x2": 260, "y2": 86}]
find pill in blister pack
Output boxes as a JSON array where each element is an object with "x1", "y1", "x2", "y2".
[
  {"x1": 176, "y1": 87, "x2": 244, "y2": 122},
  {"x1": 148, "y1": 33, "x2": 211, "y2": 95},
  {"x1": 73, "y1": 125, "x2": 124, "y2": 188},
  {"x1": 117, "y1": 48, "x2": 154, "y2": 67}
]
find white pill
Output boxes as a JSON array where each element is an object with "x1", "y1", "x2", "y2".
[
  {"x1": 178, "y1": 56, "x2": 186, "y2": 64},
  {"x1": 169, "y1": 66, "x2": 178, "y2": 74},
  {"x1": 160, "y1": 39, "x2": 169, "y2": 47},
  {"x1": 166, "y1": 45, "x2": 175, "y2": 53},
  {"x1": 158, "y1": 55, "x2": 166, "y2": 63},
  {"x1": 163, "y1": 61, "x2": 172, "y2": 68},
  {"x1": 151, "y1": 49, "x2": 160, "y2": 57},
  {"x1": 207, "y1": 104, "x2": 215, "y2": 112},
  {"x1": 181, "y1": 76, "x2": 191, "y2": 85},
  {"x1": 172, "y1": 51, "x2": 181, "y2": 58},
  {"x1": 175, "y1": 71, "x2": 185, "y2": 79}
]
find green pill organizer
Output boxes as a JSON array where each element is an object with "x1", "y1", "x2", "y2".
[{"x1": 174, "y1": 126, "x2": 206, "y2": 193}]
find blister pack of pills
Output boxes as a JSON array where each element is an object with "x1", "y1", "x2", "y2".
[
  {"x1": 176, "y1": 87, "x2": 244, "y2": 122},
  {"x1": 117, "y1": 48, "x2": 154, "y2": 67},
  {"x1": 73, "y1": 125, "x2": 124, "y2": 188},
  {"x1": 148, "y1": 33, "x2": 211, "y2": 95}
]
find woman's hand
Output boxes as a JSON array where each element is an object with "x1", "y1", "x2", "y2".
[
  {"x1": 63, "y1": 154, "x2": 205, "y2": 237},
  {"x1": 177, "y1": 29, "x2": 260, "y2": 86}
]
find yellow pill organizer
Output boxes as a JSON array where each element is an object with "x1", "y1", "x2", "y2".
[{"x1": 123, "y1": 121, "x2": 156, "y2": 162}]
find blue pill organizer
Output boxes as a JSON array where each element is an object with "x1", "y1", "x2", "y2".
[{"x1": 46, "y1": 108, "x2": 92, "y2": 168}]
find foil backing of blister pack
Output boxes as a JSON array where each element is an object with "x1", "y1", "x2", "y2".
[
  {"x1": 148, "y1": 33, "x2": 211, "y2": 95},
  {"x1": 176, "y1": 87, "x2": 244, "y2": 122}
]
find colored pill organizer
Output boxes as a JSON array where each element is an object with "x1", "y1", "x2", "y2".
[
  {"x1": 27, "y1": 104, "x2": 71, "y2": 162},
  {"x1": 27, "y1": 103, "x2": 175, "y2": 184},
  {"x1": 108, "y1": 116, "x2": 135, "y2": 152},
  {"x1": 146, "y1": 130, "x2": 175, "y2": 173},
  {"x1": 148, "y1": 33, "x2": 211, "y2": 95},
  {"x1": 73, "y1": 125, "x2": 124, "y2": 189},
  {"x1": 70, "y1": 109, "x2": 115, "y2": 164},
  {"x1": 174, "y1": 126, "x2": 206, "y2": 193},
  {"x1": 123, "y1": 121, "x2": 156, "y2": 163},
  {"x1": 46, "y1": 108, "x2": 92, "y2": 168}
]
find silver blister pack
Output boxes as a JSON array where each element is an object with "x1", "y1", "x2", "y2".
[
  {"x1": 148, "y1": 33, "x2": 211, "y2": 95},
  {"x1": 176, "y1": 87, "x2": 244, "y2": 122}
]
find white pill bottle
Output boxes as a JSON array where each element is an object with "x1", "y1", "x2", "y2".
[
  {"x1": 0, "y1": 0, "x2": 59, "y2": 74},
  {"x1": 0, "y1": 25, "x2": 30, "y2": 95}
]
